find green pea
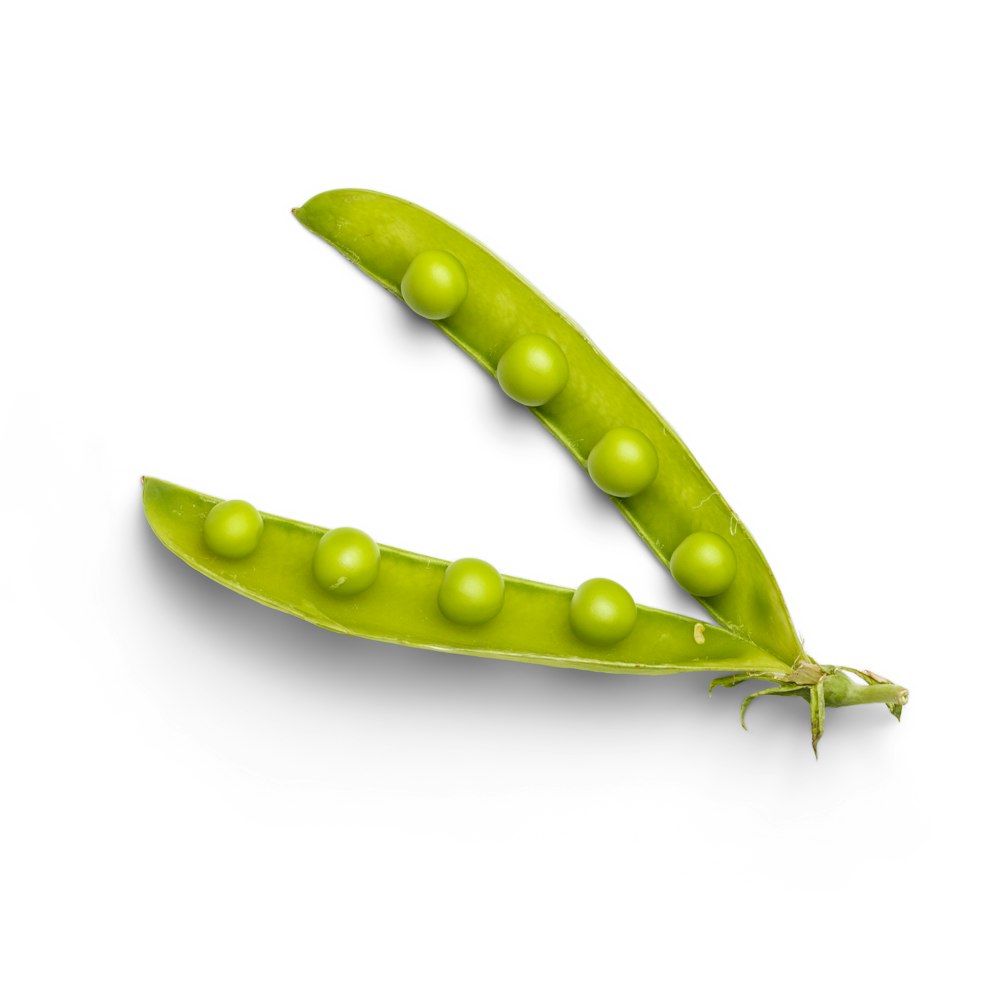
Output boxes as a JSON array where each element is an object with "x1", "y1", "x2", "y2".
[
  {"x1": 496, "y1": 334, "x2": 569, "y2": 406},
  {"x1": 313, "y1": 527, "x2": 381, "y2": 596},
  {"x1": 670, "y1": 532, "x2": 736, "y2": 597},
  {"x1": 569, "y1": 577, "x2": 637, "y2": 646},
  {"x1": 400, "y1": 250, "x2": 468, "y2": 320},
  {"x1": 438, "y1": 557, "x2": 505, "y2": 624},
  {"x1": 203, "y1": 499, "x2": 263, "y2": 558},
  {"x1": 586, "y1": 427, "x2": 659, "y2": 498}
]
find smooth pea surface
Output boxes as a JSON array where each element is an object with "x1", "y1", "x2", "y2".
[
  {"x1": 144, "y1": 478, "x2": 790, "y2": 677},
  {"x1": 569, "y1": 578, "x2": 637, "y2": 645},
  {"x1": 670, "y1": 532, "x2": 737, "y2": 597},
  {"x1": 438, "y1": 557, "x2": 505, "y2": 624},
  {"x1": 203, "y1": 499, "x2": 263, "y2": 558},
  {"x1": 400, "y1": 250, "x2": 468, "y2": 319},
  {"x1": 313, "y1": 527, "x2": 381, "y2": 596},
  {"x1": 587, "y1": 427, "x2": 659, "y2": 498},
  {"x1": 496, "y1": 334, "x2": 569, "y2": 406}
]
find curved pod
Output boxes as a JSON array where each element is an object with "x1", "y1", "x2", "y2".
[
  {"x1": 142, "y1": 477, "x2": 791, "y2": 679},
  {"x1": 293, "y1": 189, "x2": 804, "y2": 665}
]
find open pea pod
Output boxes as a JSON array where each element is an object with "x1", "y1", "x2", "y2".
[
  {"x1": 144, "y1": 478, "x2": 908, "y2": 752},
  {"x1": 292, "y1": 189, "x2": 802, "y2": 665},
  {"x1": 143, "y1": 477, "x2": 789, "y2": 677}
]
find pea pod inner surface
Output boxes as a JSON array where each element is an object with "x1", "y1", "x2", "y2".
[{"x1": 293, "y1": 189, "x2": 805, "y2": 666}]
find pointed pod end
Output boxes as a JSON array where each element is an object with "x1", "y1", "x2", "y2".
[
  {"x1": 292, "y1": 193, "x2": 334, "y2": 237},
  {"x1": 292, "y1": 189, "x2": 391, "y2": 240}
]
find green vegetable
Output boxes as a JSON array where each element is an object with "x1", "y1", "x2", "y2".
[
  {"x1": 313, "y1": 527, "x2": 381, "y2": 596},
  {"x1": 203, "y1": 499, "x2": 263, "y2": 558},
  {"x1": 290, "y1": 188, "x2": 910, "y2": 750},
  {"x1": 292, "y1": 189, "x2": 801, "y2": 665},
  {"x1": 496, "y1": 333, "x2": 569, "y2": 406},
  {"x1": 438, "y1": 557, "x2": 506, "y2": 625},
  {"x1": 670, "y1": 532, "x2": 737, "y2": 598},
  {"x1": 569, "y1": 578, "x2": 637, "y2": 646},
  {"x1": 142, "y1": 477, "x2": 792, "y2": 679},
  {"x1": 145, "y1": 478, "x2": 907, "y2": 750},
  {"x1": 400, "y1": 249, "x2": 468, "y2": 319},
  {"x1": 586, "y1": 427, "x2": 659, "y2": 499}
]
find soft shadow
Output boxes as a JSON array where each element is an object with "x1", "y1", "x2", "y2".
[{"x1": 384, "y1": 293, "x2": 437, "y2": 337}]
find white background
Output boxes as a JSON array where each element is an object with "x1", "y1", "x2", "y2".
[{"x1": 2, "y1": 2, "x2": 997, "y2": 996}]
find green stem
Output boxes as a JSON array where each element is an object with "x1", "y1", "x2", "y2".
[{"x1": 826, "y1": 682, "x2": 909, "y2": 709}]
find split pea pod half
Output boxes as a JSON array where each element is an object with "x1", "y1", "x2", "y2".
[
  {"x1": 144, "y1": 478, "x2": 907, "y2": 750},
  {"x1": 292, "y1": 190, "x2": 802, "y2": 665},
  {"x1": 142, "y1": 477, "x2": 794, "y2": 680}
]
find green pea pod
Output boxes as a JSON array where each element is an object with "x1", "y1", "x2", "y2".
[
  {"x1": 143, "y1": 476, "x2": 790, "y2": 679},
  {"x1": 143, "y1": 478, "x2": 907, "y2": 751},
  {"x1": 292, "y1": 189, "x2": 802, "y2": 665}
]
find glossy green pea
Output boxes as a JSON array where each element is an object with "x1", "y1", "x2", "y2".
[
  {"x1": 587, "y1": 427, "x2": 659, "y2": 498},
  {"x1": 203, "y1": 499, "x2": 263, "y2": 558},
  {"x1": 143, "y1": 477, "x2": 793, "y2": 678},
  {"x1": 670, "y1": 532, "x2": 737, "y2": 597},
  {"x1": 496, "y1": 334, "x2": 569, "y2": 406},
  {"x1": 438, "y1": 557, "x2": 505, "y2": 624},
  {"x1": 293, "y1": 190, "x2": 805, "y2": 666},
  {"x1": 313, "y1": 527, "x2": 380, "y2": 596},
  {"x1": 400, "y1": 250, "x2": 468, "y2": 319},
  {"x1": 569, "y1": 578, "x2": 637, "y2": 646}
]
